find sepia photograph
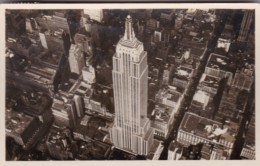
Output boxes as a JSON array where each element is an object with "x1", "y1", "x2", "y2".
[{"x1": 4, "y1": 4, "x2": 256, "y2": 162}]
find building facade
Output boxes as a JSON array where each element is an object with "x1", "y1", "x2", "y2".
[
  {"x1": 69, "y1": 44, "x2": 85, "y2": 74},
  {"x1": 110, "y1": 15, "x2": 154, "y2": 155},
  {"x1": 237, "y1": 10, "x2": 254, "y2": 42},
  {"x1": 83, "y1": 9, "x2": 103, "y2": 23}
]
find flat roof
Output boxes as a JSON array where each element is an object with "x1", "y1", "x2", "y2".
[
  {"x1": 6, "y1": 110, "x2": 35, "y2": 135},
  {"x1": 152, "y1": 104, "x2": 174, "y2": 123},
  {"x1": 190, "y1": 47, "x2": 205, "y2": 57},
  {"x1": 39, "y1": 51, "x2": 63, "y2": 67},
  {"x1": 23, "y1": 94, "x2": 51, "y2": 115},
  {"x1": 47, "y1": 126, "x2": 74, "y2": 151},
  {"x1": 199, "y1": 73, "x2": 220, "y2": 89},
  {"x1": 206, "y1": 53, "x2": 234, "y2": 73},
  {"x1": 157, "y1": 88, "x2": 182, "y2": 103},
  {"x1": 179, "y1": 112, "x2": 237, "y2": 144},
  {"x1": 179, "y1": 66, "x2": 193, "y2": 74},
  {"x1": 147, "y1": 139, "x2": 161, "y2": 160},
  {"x1": 75, "y1": 116, "x2": 107, "y2": 140},
  {"x1": 169, "y1": 47, "x2": 188, "y2": 60},
  {"x1": 168, "y1": 141, "x2": 183, "y2": 152},
  {"x1": 173, "y1": 73, "x2": 190, "y2": 82}
]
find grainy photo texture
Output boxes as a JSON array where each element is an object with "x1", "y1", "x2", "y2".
[{"x1": 5, "y1": 8, "x2": 255, "y2": 160}]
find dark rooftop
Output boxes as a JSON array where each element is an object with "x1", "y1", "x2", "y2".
[
  {"x1": 22, "y1": 92, "x2": 52, "y2": 115},
  {"x1": 179, "y1": 112, "x2": 237, "y2": 144},
  {"x1": 168, "y1": 141, "x2": 183, "y2": 152},
  {"x1": 39, "y1": 51, "x2": 63, "y2": 67},
  {"x1": 199, "y1": 73, "x2": 220, "y2": 89},
  {"x1": 206, "y1": 53, "x2": 234, "y2": 73},
  {"x1": 6, "y1": 110, "x2": 35, "y2": 135}
]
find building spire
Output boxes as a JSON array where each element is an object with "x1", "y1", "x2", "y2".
[{"x1": 123, "y1": 15, "x2": 135, "y2": 40}]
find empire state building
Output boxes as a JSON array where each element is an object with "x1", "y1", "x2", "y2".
[{"x1": 110, "y1": 15, "x2": 154, "y2": 155}]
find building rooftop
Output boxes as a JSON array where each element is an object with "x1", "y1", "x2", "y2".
[
  {"x1": 24, "y1": 63, "x2": 57, "y2": 84},
  {"x1": 39, "y1": 51, "x2": 64, "y2": 68},
  {"x1": 22, "y1": 92, "x2": 52, "y2": 115},
  {"x1": 168, "y1": 46, "x2": 188, "y2": 60},
  {"x1": 7, "y1": 36, "x2": 32, "y2": 50},
  {"x1": 108, "y1": 147, "x2": 137, "y2": 160},
  {"x1": 59, "y1": 80, "x2": 74, "y2": 92},
  {"x1": 178, "y1": 66, "x2": 193, "y2": 75},
  {"x1": 173, "y1": 66, "x2": 193, "y2": 82},
  {"x1": 199, "y1": 73, "x2": 220, "y2": 89},
  {"x1": 75, "y1": 115, "x2": 107, "y2": 141},
  {"x1": 194, "y1": 90, "x2": 210, "y2": 101},
  {"x1": 147, "y1": 139, "x2": 162, "y2": 160},
  {"x1": 44, "y1": 29, "x2": 65, "y2": 39},
  {"x1": 212, "y1": 144, "x2": 230, "y2": 159},
  {"x1": 190, "y1": 47, "x2": 205, "y2": 58},
  {"x1": 52, "y1": 92, "x2": 73, "y2": 112},
  {"x1": 74, "y1": 33, "x2": 91, "y2": 42},
  {"x1": 200, "y1": 143, "x2": 211, "y2": 160},
  {"x1": 6, "y1": 110, "x2": 35, "y2": 135},
  {"x1": 244, "y1": 128, "x2": 255, "y2": 150},
  {"x1": 221, "y1": 29, "x2": 233, "y2": 39},
  {"x1": 179, "y1": 37, "x2": 207, "y2": 50},
  {"x1": 179, "y1": 112, "x2": 238, "y2": 144},
  {"x1": 156, "y1": 87, "x2": 182, "y2": 104},
  {"x1": 151, "y1": 104, "x2": 174, "y2": 124},
  {"x1": 69, "y1": 77, "x2": 92, "y2": 96},
  {"x1": 46, "y1": 126, "x2": 74, "y2": 152},
  {"x1": 168, "y1": 141, "x2": 183, "y2": 153},
  {"x1": 206, "y1": 53, "x2": 234, "y2": 73}
]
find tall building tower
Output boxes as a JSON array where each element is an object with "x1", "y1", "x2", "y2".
[
  {"x1": 83, "y1": 9, "x2": 103, "y2": 23},
  {"x1": 237, "y1": 10, "x2": 254, "y2": 42},
  {"x1": 25, "y1": 18, "x2": 33, "y2": 33},
  {"x1": 52, "y1": 91, "x2": 83, "y2": 128},
  {"x1": 39, "y1": 32, "x2": 48, "y2": 49},
  {"x1": 69, "y1": 44, "x2": 85, "y2": 74},
  {"x1": 110, "y1": 15, "x2": 154, "y2": 155}
]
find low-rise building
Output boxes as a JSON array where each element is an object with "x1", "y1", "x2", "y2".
[
  {"x1": 51, "y1": 91, "x2": 83, "y2": 128},
  {"x1": 73, "y1": 115, "x2": 109, "y2": 142},
  {"x1": 21, "y1": 92, "x2": 53, "y2": 123},
  {"x1": 217, "y1": 38, "x2": 231, "y2": 52},
  {"x1": 147, "y1": 139, "x2": 164, "y2": 160},
  {"x1": 150, "y1": 104, "x2": 175, "y2": 139},
  {"x1": 46, "y1": 126, "x2": 78, "y2": 160},
  {"x1": 205, "y1": 53, "x2": 234, "y2": 85},
  {"x1": 240, "y1": 109, "x2": 255, "y2": 160},
  {"x1": 216, "y1": 87, "x2": 248, "y2": 123},
  {"x1": 168, "y1": 141, "x2": 184, "y2": 160},
  {"x1": 83, "y1": 86, "x2": 114, "y2": 119},
  {"x1": 189, "y1": 90, "x2": 214, "y2": 118},
  {"x1": 177, "y1": 112, "x2": 238, "y2": 154},
  {"x1": 198, "y1": 74, "x2": 220, "y2": 96},
  {"x1": 6, "y1": 109, "x2": 38, "y2": 148},
  {"x1": 232, "y1": 69, "x2": 254, "y2": 92},
  {"x1": 155, "y1": 86, "x2": 183, "y2": 110},
  {"x1": 172, "y1": 66, "x2": 193, "y2": 89}
]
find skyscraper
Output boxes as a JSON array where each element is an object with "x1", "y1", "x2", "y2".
[
  {"x1": 237, "y1": 10, "x2": 254, "y2": 42},
  {"x1": 69, "y1": 44, "x2": 85, "y2": 74},
  {"x1": 110, "y1": 15, "x2": 154, "y2": 155},
  {"x1": 83, "y1": 9, "x2": 103, "y2": 23},
  {"x1": 39, "y1": 32, "x2": 48, "y2": 49}
]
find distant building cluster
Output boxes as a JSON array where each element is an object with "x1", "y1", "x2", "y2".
[{"x1": 5, "y1": 8, "x2": 254, "y2": 160}]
